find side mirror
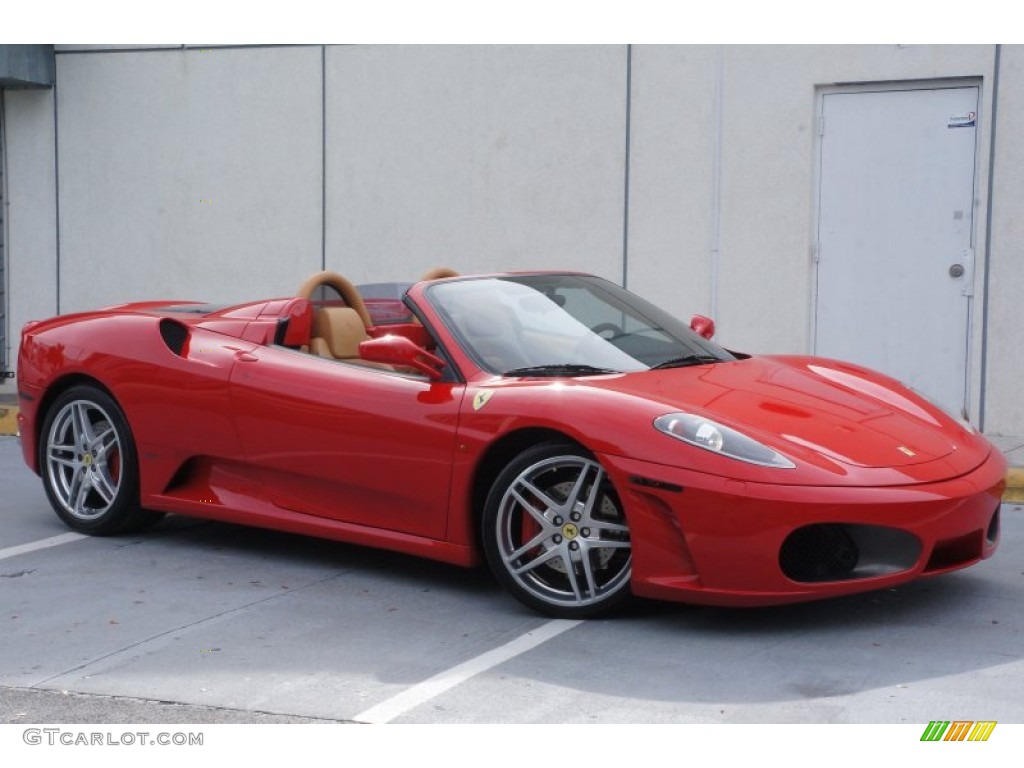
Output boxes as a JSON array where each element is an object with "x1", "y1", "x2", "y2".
[
  {"x1": 359, "y1": 335, "x2": 446, "y2": 380},
  {"x1": 689, "y1": 314, "x2": 715, "y2": 340}
]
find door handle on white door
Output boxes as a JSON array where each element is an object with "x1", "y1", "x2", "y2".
[{"x1": 949, "y1": 264, "x2": 965, "y2": 278}]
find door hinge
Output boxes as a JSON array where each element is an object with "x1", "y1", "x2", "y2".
[
  {"x1": 818, "y1": 116, "x2": 825, "y2": 136},
  {"x1": 811, "y1": 243, "x2": 821, "y2": 263}
]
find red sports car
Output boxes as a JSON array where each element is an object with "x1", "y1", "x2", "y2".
[{"x1": 16, "y1": 270, "x2": 1005, "y2": 618}]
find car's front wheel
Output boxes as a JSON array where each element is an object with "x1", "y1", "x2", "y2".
[
  {"x1": 483, "y1": 442, "x2": 632, "y2": 618},
  {"x1": 39, "y1": 385, "x2": 161, "y2": 535}
]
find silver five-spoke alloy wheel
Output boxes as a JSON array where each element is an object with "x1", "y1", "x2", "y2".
[
  {"x1": 484, "y1": 442, "x2": 632, "y2": 618},
  {"x1": 46, "y1": 398, "x2": 123, "y2": 520},
  {"x1": 39, "y1": 385, "x2": 157, "y2": 535}
]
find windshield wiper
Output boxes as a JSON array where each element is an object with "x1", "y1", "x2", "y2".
[
  {"x1": 650, "y1": 354, "x2": 722, "y2": 370},
  {"x1": 502, "y1": 364, "x2": 620, "y2": 377}
]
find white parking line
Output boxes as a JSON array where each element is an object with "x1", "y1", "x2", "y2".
[
  {"x1": 0, "y1": 532, "x2": 88, "y2": 562},
  {"x1": 354, "y1": 618, "x2": 582, "y2": 724}
]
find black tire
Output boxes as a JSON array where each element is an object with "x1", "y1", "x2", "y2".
[
  {"x1": 482, "y1": 441, "x2": 632, "y2": 618},
  {"x1": 39, "y1": 384, "x2": 162, "y2": 535}
]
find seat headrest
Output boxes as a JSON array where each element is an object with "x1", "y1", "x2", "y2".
[{"x1": 313, "y1": 307, "x2": 368, "y2": 358}]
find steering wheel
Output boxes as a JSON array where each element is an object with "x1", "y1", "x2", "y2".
[
  {"x1": 296, "y1": 271, "x2": 373, "y2": 328},
  {"x1": 589, "y1": 322, "x2": 624, "y2": 339}
]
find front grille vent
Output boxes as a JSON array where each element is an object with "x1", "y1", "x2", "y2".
[
  {"x1": 780, "y1": 523, "x2": 921, "y2": 583},
  {"x1": 780, "y1": 524, "x2": 859, "y2": 582}
]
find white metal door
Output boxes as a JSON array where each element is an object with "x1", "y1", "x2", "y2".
[{"x1": 814, "y1": 86, "x2": 979, "y2": 417}]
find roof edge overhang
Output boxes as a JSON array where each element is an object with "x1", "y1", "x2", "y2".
[{"x1": 0, "y1": 45, "x2": 55, "y2": 89}]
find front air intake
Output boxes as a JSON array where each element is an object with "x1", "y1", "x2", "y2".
[
  {"x1": 779, "y1": 524, "x2": 859, "y2": 582},
  {"x1": 780, "y1": 523, "x2": 921, "y2": 583}
]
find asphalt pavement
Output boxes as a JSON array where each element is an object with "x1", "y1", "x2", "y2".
[{"x1": 1, "y1": 434, "x2": 1023, "y2": 725}]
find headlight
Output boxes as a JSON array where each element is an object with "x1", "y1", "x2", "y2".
[{"x1": 654, "y1": 412, "x2": 795, "y2": 468}]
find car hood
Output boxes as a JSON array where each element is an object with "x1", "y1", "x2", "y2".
[{"x1": 594, "y1": 355, "x2": 969, "y2": 471}]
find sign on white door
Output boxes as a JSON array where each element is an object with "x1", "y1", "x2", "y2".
[{"x1": 814, "y1": 86, "x2": 980, "y2": 418}]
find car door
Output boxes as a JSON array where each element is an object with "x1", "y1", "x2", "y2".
[{"x1": 228, "y1": 345, "x2": 465, "y2": 540}]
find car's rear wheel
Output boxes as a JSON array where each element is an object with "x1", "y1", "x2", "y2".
[
  {"x1": 40, "y1": 385, "x2": 161, "y2": 535},
  {"x1": 483, "y1": 442, "x2": 632, "y2": 618}
]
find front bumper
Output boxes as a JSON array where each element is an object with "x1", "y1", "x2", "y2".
[{"x1": 599, "y1": 448, "x2": 1006, "y2": 607}]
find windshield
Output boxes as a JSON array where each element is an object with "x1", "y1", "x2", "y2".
[{"x1": 426, "y1": 274, "x2": 735, "y2": 376}]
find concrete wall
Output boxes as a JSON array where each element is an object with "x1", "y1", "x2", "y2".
[
  {"x1": 984, "y1": 45, "x2": 1024, "y2": 435},
  {"x1": 625, "y1": 46, "x2": 716, "y2": 320},
  {"x1": 324, "y1": 45, "x2": 627, "y2": 282},
  {"x1": 2, "y1": 87, "x2": 58, "y2": 375},
  {"x1": 624, "y1": 44, "x2": 1009, "y2": 430},
  {"x1": 2, "y1": 43, "x2": 1022, "y2": 435},
  {"x1": 54, "y1": 46, "x2": 323, "y2": 311},
  {"x1": 673, "y1": 45, "x2": 993, "y2": 353}
]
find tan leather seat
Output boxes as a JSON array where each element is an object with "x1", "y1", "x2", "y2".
[
  {"x1": 297, "y1": 271, "x2": 374, "y2": 329},
  {"x1": 310, "y1": 307, "x2": 403, "y2": 371},
  {"x1": 310, "y1": 307, "x2": 371, "y2": 361}
]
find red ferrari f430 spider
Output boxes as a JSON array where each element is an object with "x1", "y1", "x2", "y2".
[{"x1": 16, "y1": 270, "x2": 1005, "y2": 617}]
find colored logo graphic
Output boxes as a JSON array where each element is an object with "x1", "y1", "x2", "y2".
[{"x1": 920, "y1": 721, "x2": 996, "y2": 742}]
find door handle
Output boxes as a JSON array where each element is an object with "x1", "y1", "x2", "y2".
[
  {"x1": 948, "y1": 264, "x2": 965, "y2": 278},
  {"x1": 235, "y1": 351, "x2": 259, "y2": 363}
]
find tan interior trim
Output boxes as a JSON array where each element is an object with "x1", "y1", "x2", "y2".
[
  {"x1": 419, "y1": 267, "x2": 460, "y2": 281},
  {"x1": 296, "y1": 271, "x2": 373, "y2": 328}
]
